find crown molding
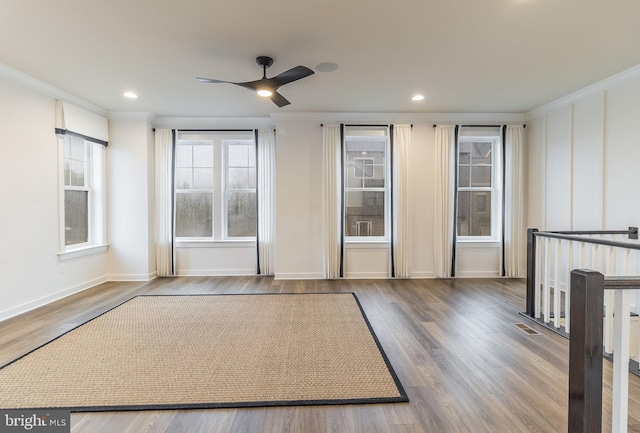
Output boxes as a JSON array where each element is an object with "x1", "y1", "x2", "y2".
[
  {"x1": 269, "y1": 112, "x2": 526, "y2": 124},
  {"x1": 525, "y1": 63, "x2": 640, "y2": 121},
  {"x1": 108, "y1": 111, "x2": 157, "y2": 123},
  {"x1": 154, "y1": 116, "x2": 274, "y2": 129},
  {"x1": 0, "y1": 61, "x2": 108, "y2": 117}
]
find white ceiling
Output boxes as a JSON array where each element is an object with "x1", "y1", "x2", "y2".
[{"x1": 1, "y1": 0, "x2": 639, "y2": 118}]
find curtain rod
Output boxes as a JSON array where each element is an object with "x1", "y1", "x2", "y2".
[
  {"x1": 320, "y1": 124, "x2": 413, "y2": 128},
  {"x1": 432, "y1": 124, "x2": 526, "y2": 128}
]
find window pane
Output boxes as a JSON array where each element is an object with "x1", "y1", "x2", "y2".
[
  {"x1": 471, "y1": 166, "x2": 491, "y2": 187},
  {"x1": 471, "y1": 142, "x2": 492, "y2": 164},
  {"x1": 175, "y1": 193, "x2": 213, "y2": 237},
  {"x1": 176, "y1": 145, "x2": 193, "y2": 167},
  {"x1": 193, "y1": 145, "x2": 213, "y2": 167},
  {"x1": 193, "y1": 168, "x2": 213, "y2": 189},
  {"x1": 457, "y1": 191, "x2": 492, "y2": 237},
  {"x1": 346, "y1": 166, "x2": 364, "y2": 188},
  {"x1": 459, "y1": 142, "x2": 472, "y2": 164},
  {"x1": 228, "y1": 144, "x2": 251, "y2": 167},
  {"x1": 228, "y1": 167, "x2": 255, "y2": 189},
  {"x1": 64, "y1": 190, "x2": 88, "y2": 245},
  {"x1": 344, "y1": 191, "x2": 385, "y2": 237},
  {"x1": 227, "y1": 191, "x2": 257, "y2": 237},
  {"x1": 176, "y1": 168, "x2": 193, "y2": 189},
  {"x1": 458, "y1": 165, "x2": 470, "y2": 187}
]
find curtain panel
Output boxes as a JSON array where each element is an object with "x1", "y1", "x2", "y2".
[
  {"x1": 392, "y1": 125, "x2": 412, "y2": 278},
  {"x1": 154, "y1": 129, "x2": 175, "y2": 277},
  {"x1": 434, "y1": 125, "x2": 456, "y2": 278},
  {"x1": 504, "y1": 125, "x2": 525, "y2": 277},
  {"x1": 257, "y1": 129, "x2": 276, "y2": 275},
  {"x1": 322, "y1": 124, "x2": 342, "y2": 279}
]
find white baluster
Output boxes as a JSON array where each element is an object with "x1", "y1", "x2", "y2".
[
  {"x1": 543, "y1": 237, "x2": 551, "y2": 324},
  {"x1": 613, "y1": 288, "x2": 630, "y2": 433},
  {"x1": 553, "y1": 238, "x2": 561, "y2": 329},
  {"x1": 566, "y1": 241, "x2": 573, "y2": 334}
]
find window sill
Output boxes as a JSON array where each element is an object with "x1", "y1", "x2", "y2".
[
  {"x1": 58, "y1": 244, "x2": 109, "y2": 261},
  {"x1": 456, "y1": 239, "x2": 501, "y2": 247},
  {"x1": 175, "y1": 240, "x2": 256, "y2": 248},
  {"x1": 345, "y1": 240, "x2": 390, "y2": 249}
]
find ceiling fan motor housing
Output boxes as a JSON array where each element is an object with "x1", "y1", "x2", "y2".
[{"x1": 256, "y1": 56, "x2": 273, "y2": 69}]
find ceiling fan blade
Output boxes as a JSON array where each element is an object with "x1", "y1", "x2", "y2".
[
  {"x1": 270, "y1": 91, "x2": 290, "y2": 107},
  {"x1": 271, "y1": 66, "x2": 314, "y2": 87},
  {"x1": 196, "y1": 77, "x2": 233, "y2": 84}
]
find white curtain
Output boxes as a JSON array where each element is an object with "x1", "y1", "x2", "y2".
[
  {"x1": 257, "y1": 129, "x2": 276, "y2": 275},
  {"x1": 504, "y1": 125, "x2": 526, "y2": 277},
  {"x1": 434, "y1": 125, "x2": 456, "y2": 278},
  {"x1": 154, "y1": 129, "x2": 174, "y2": 277},
  {"x1": 322, "y1": 124, "x2": 342, "y2": 279},
  {"x1": 393, "y1": 125, "x2": 412, "y2": 278}
]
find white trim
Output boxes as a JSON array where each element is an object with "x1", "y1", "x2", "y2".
[
  {"x1": 274, "y1": 273, "x2": 324, "y2": 280},
  {"x1": 58, "y1": 244, "x2": 109, "y2": 261},
  {"x1": 106, "y1": 273, "x2": 157, "y2": 281},
  {"x1": 270, "y1": 112, "x2": 526, "y2": 124},
  {"x1": 0, "y1": 276, "x2": 108, "y2": 323},
  {"x1": 0, "y1": 61, "x2": 107, "y2": 116},
  {"x1": 525, "y1": 63, "x2": 640, "y2": 121},
  {"x1": 344, "y1": 241, "x2": 390, "y2": 249},
  {"x1": 410, "y1": 271, "x2": 435, "y2": 278},
  {"x1": 108, "y1": 111, "x2": 157, "y2": 123},
  {"x1": 342, "y1": 272, "x2": 390, "y2": 279},
  {"x1": 456, "y1": 270, "x2": 501, "y2": 278},
  {"x1": 175, "y1": 240, "x2": 256, "y2": 248},
  {"x1": 176, "y1": 269, "x2": 256, "y2": 276},
  {"x1": 154, "y1": 116, "x2": 274, "y2": 129}
]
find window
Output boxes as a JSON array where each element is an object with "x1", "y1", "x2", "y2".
[
  {"x1": 175, "y1": 132, "x2": 256, "y2": 240},
  {"x1": 60, "y1": 134, "x2": 106, "y2": 252},
  {"x1": 456, "y1": 134, "x2": 501, "y2": 240},
  {"x1": 344, "y1": 127, "x2": 389, "y2": 240}
]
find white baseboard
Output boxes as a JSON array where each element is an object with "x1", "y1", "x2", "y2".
[
  {"x1": 456, "y1": 270, "x2": 501, "y2": 278},
  {"x1": 410, "y1": 271, "x2": 435, "y2": 278},
  {"x1": 107, "y1": 272, "x2": 157, "y2": 281},
  {"x1": 274, "y1": 272, "x2": 324, "y2": 280},
  {"x1": 0, "y1": 276, "x2": 108, "y2": 322},
  {"x1": 343, "y1": 271, "x2": 391, "y2": 279},
  {"x1": 176, "y1": 269, "x2": 256, "y2": 277}
]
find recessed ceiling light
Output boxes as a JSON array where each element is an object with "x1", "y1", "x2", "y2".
[
  {"x1": 412, "y1": 94, "x2": 425, "y2": 101},
  {"x1": 257, "y1": 89, "x2": 273, "y2": 97},
  {"x1": 123, "y1": 92, "x2": 138, "y2": 99}
]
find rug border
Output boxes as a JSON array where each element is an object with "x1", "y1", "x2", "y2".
[{"x1": 1, "y1": 292, "x2": 409, "y2": 412}]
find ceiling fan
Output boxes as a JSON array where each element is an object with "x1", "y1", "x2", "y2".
[{"x1": 197, "y1": 56, "x2": 314, "y2": 107}]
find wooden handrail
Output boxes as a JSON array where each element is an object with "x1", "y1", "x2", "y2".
[{"x1": 525, "y1": 227, "x2": 639, "y2": 317}]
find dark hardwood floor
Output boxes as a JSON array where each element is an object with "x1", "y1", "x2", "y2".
[{"x1": 1, "y1": 276, "x2": 639, "y2": 432}]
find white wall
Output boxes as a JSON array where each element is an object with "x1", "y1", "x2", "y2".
[
  {"x1": 0, "y1": 76, "x2": 109, "y2": 320},
  {"x1": 107, "y1": 117, "x2": 157, "y2": 281},
  {"x1": 526, "y1": 70, "x2": 640, "y2": 233},
  {"x1": 273, "y1": 118, "x2": 325, "y2": 279}
]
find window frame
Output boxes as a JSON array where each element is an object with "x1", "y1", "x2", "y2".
[
  {"x1": 174, "y1": 131, "x2": 257, "y2": 243},
  {"x1": 58, "y1": 134, "x2": 107, "y2": 259},
  {"x1": 456, "y1": 134, "x2": 502, "y2": 242},
  {"x1": 343, "y1": 126, "x2": 390, "y2": 243}
]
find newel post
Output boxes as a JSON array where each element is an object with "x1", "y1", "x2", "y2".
[
  {"x1": 525, "y1": 228, "x2": 538, "y2": 316},
  {"x1": 567, "y1": 269, "x2": 604, "y2": 433}
]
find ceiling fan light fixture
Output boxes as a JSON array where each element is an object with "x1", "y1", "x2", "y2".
[{"x1": 257, "y1": 89, "x2": 273, "y2": 97}]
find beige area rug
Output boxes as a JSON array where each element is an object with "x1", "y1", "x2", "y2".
[{"x1": 0, "y1": 293, "x2": 408, "y2": 411}]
